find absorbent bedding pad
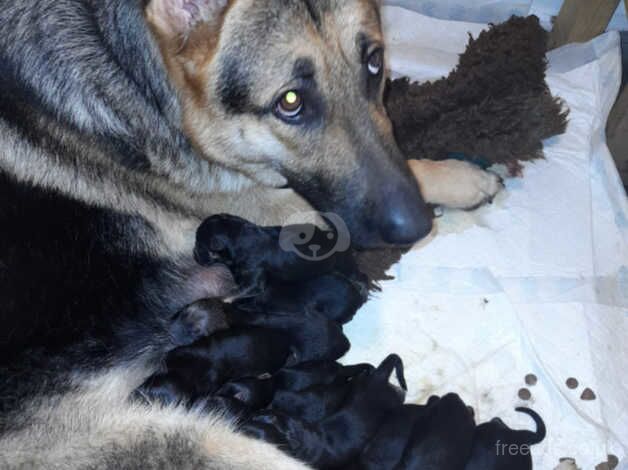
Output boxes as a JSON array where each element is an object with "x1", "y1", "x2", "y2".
[{"x1": 344, "y1": 6, "x2": 628, "y2": 469}]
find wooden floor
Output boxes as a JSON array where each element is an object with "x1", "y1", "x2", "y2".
[
  {"x1": 549, "y1": 0, "x2": 621, "y2": 49},
  {"x1": 548, "y1": 1, "x2": 627, "y2": 189}
]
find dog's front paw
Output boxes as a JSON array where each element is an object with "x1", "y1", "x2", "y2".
[
  {"x1": 410, "y1": 159, "x2": 504, "y2": 210},
  {"x1": 453, "y1": 163, "x2": 503, "y2": 210}
]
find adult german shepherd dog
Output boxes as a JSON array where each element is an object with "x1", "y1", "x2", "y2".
[{"x1": 0, "y1": 0, "x2": 502, "y2": 467}]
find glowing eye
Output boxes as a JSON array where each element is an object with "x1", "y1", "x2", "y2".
[
  {"x1": 277, "y1": 90, "x2": 303, "y2": 118},
  {"x1": 367, "y1": 49, "x2": 383, "y2": 75}
]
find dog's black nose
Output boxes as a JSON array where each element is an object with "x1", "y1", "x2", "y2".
[{"x1": 380, "y1": 197, "x2": 433, "y2": 245}]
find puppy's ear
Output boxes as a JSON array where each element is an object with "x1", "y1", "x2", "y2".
[{"x1": 146, "y1": 0, "x2": 229, "y2": 39}]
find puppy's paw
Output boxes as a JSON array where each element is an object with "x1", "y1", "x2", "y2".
[
  {"x1": 410, "y1": 159, "x2": 504, "y2": 210},
  {"x1": 169, "y1": 299, "x2": 228, "y2": 346}
]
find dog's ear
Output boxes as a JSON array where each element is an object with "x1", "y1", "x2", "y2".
[{"x1": 146, "y1": 0, "x2": 229, "y2": 39}]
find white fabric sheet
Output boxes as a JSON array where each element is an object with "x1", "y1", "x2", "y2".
[{"x1": 344, "y1": 6, "x2": 628, "y2": 469}]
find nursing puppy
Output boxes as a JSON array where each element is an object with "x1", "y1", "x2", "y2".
[
  {"x1": 464, "y1": 407, "x2": 546, "y2": 470},
  {"x1": 236, "y1": 273, "x2": 368, "y2": 325},
  {"x1": 168, "y1": 299, "x2": 230, "y2": 346},
  {"x1": 397, "y1": 393, "x2": 476, "y2": 470},
  {"x1": 165, "y1": 327, "x2": 292, "y2": 396},
  {"x1": 274, "y1": 362, "x2": 374, "y2": 392},
  {"x1": 226, "y1": 307, "x2": 350, "y2": 365},
  {"x1": 196, "y1": 214, "x2": 362, "y2": 296},
  {"x1": 134, "y1": 373, "x2": 192, "y2": 407},
  {"x1": 357, "y1": 398, "x2": 440, "y2": 470},
  {"x1": 217, "y1": 377, "x2": 276, "y2": 410},
  {"x1": 272, "y1": 373, "x2": 359, "y2": 424},
  {"x1": 244, "y1": 355, "x2": 407, "y2": 468}
]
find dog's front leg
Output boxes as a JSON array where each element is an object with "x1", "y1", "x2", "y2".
[{"x1": 409, "y1": 159, "x2": 503, "y2": 210}]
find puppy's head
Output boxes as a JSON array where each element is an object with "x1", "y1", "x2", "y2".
[
  {"x1": 194, "y1": 213, "x2": 264, "y2": 266},
  {"x1": 146, "y1": 0, "x2": 433, "y2": 248}
]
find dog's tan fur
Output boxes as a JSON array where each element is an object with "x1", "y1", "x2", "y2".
[
  {"x1": 0, "y1": 364, "x2": 309, "y2": 469},
  {"x1": 409, "y1": 159, "x2": 503, "y2": 209},
  {"x1": 147, "y1": 0, "x2": 502, "y2": 220}
]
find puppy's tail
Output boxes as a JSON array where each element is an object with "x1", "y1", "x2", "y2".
[
  {"x1": 377, "y1": 354, "x2": 408, "y2": 391},
  {"x1": 515, "y1": 407, "x2": 546, "y2": 445}
]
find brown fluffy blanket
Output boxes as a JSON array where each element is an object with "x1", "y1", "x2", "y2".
[{"x1": 385, "y1": 15, "x2": 568, "y2": 176}]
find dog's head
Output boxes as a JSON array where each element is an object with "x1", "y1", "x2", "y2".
[{"x1": 146, "y1": 0, "x2": 433, "y2": 248}]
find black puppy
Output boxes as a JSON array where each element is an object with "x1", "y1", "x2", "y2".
[
  {"x1": 274, "y1": 361, "x2": 343, "y2": 392},
  {"x1": 227, "y1": 307, "x2": 350, "y2": 365},
  {"x1": 245, "y1": 354, "x2": 407, "y2": 468},
  {"x1": 358, "y1": 397, "x2": 441, "y2": 470},
  {"x1": 133, "y1": 374, "x2": 246, "y2": 420},
  {"x1": 195, "y1": 214, "x2": 360, "y2": 295},
  {"x1": 271, "y1": 364, "x2": 373, "y2": 424},
  {"x1": 133, "y1": 373, "x2": 191, "y2": 407},
  {"x1": 132, "y1": 373, "x2": 249, "y2": 421},
  {"x1": 133, "y1": 301, "x2": 229, "y2": 407},
  {"x1": 236, "y1": 272, "x2": 368, "y2": 324},
  {"x1": 168, "y1": 299, "x2": 229, "y2": 347},
  {"x1": 216, "y1": 377, "x2": 275, "y2": 410},
  {"x1": 397, "y1": 393, "x2": 476, "y2": 470},
  {"x1": 274, "y1": 361, "x2": 374, "y2": 392},
  {"x1": 165, "y1": 327, "x2": 292, "y2": 396},
  {"x1": 241, "y1": 411, "x2": 295, "y2": 447},
  {"x1": 464, "y1": 407, "x2": 546, "y2": 470},
  {"x1": 200, "y1": 396, "x2": 252, "y2": 420}
]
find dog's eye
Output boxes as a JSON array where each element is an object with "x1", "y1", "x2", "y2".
[
  {"x1": 367, "y1": 49, "x2": 383, "y2": 76},
  {"x1": 276, "y1": 90, "x2": 303, "y2": 120}
]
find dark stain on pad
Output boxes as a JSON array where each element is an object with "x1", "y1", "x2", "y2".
[
  {"x1": 594, "y1": 456, "x2": 619, "y2": 470},
  {"x1": 608, "y1": 454, "x2": 619, "y2": 469},
  {"x1": 566, "y1": 377, "x2": 579, "y2": 389},
  {"x1": 525, "y1": 374, "x2": 538, "y2": 386},
  {"x1": 580, "y1": 388, "x2": 596, "y2": 401},
  {"x1": 518, "y1": 388, "x2": 532, "y2": 400}
]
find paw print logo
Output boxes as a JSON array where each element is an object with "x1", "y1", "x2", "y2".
[{"x1": 279, "y1": 212, "x2": 350, "y2": 261}]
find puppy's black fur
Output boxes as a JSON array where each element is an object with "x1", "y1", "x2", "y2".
[
  {"x1": 133, "y1": 375, "x2": 250, "y2": 421},
  {"x1": 216, "y1": 377, "x2": 275, "y2": 410},
  {"x1": 274, "y1": 361, "x2": 374, "y2": 392},
  {"x1": 168, "y1": 299, "x2": 229, "y2": 347},
  {"x1": 272, "y1": 375, "x2": 356, "y2": 424},
  {"x1": 165, "y1": 327, "x2": 291, "y2": 396},
  {"x1": 464, "y1": 407, "x2": 546, "y2": 470},
  {"x1": 397, "y1": 393, "x2": 475, "y2": 470},
  {"x1": 241, "y1": 411, "x2": 295, "y2": 447},
  {"x1": 201, "y1": 396, "x2": 251, "y2": 420},
  {"x1": 226, "y1": 307, "x2": 350, "y2": 365},
  {"x1": 245, "y1": 354, "x2": 407, "y2": 468},
  {"x1": 273, "y1": 361, "x2": 343, "y2": 392},
  {"x1": 236, "y1": 273, "x2": 368, "y2": 325},
  {"x1": 358, "y1": 398, "x2": 440, "y2": 470},
  {"x1": 195, "y1": 214, "x2": 360, "y2": 295},
  {"x1": 133, "y1": 373, "x2": 191, "y2": 407}
]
